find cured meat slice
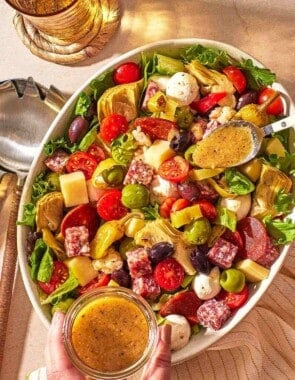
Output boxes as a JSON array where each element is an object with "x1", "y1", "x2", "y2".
[
  {"x1": 132, "y1": 275, "x2": 161, "y2": 300},
  {"x1": 126, "y1": 248, "x2": 153, "y2": 279},
  {"x1": 65, "y1": 225, "x2": 90, "y2": 257},
  {"x1": 207, "y1": 237, "x2": 238, "y2": 269},
  {"x1": 123, "y1": 158, "x2": 154, "y2": 186},
  {"x1": 255, "y1": 237, "x2": 280, "y2": 268},
  {"x1": 197, "y1": 299, "x2": 231, "y2": 330}
]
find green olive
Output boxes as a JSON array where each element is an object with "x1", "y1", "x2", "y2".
[
  {"x1": 183, "y1": 217, "x2": 211, "y2": 245},
  {"x1": 220, "y1": 268, "x2": 245, "y2": 293},
  {"x1": 121, "y1": 184, "x2": 149, "y2": 209},
  {"x1": 101, "y1": 165, "x2": 125, "y2": 186},
  {"x1": 176, "y1": 106, "x2": 194, "y2": 129},
  {"x1": 46, "y1": 172, "x2": 61, "y2": 191}
]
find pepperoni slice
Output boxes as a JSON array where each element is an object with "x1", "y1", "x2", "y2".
[
  {"x1": 237, "y1": 217, "x2": 268, "y2": 262},
  {"x1": 61, "y1": 203, "x2": 99, "y2": 241}
]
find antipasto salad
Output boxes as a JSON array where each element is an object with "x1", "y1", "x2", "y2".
[{"x1": 20, "y1": 44, "x2": 295, "y2": 351}]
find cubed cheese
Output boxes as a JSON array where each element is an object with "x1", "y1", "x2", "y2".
[
  {"x1": 64, "y1": 256, "x2": 98, "y2": 286},
  {"x1": 60, "y1": 171, "x2": 89, "y2": 207},
  {"x1": 143, "y1": 140, "x2": 175, "y2": 169}
]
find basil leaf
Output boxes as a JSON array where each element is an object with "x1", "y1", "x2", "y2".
[
  {"x1": 215, "y1": 206, "x2": 237, "y2": 232},
  {"x1": 225, "y1": 168, "x2": 255, "y2": 195},
  {"x1": 41, "y1": 271, "x2": 79, "y2": 305},
  {"x1": 37, "y1": 247, "x2": 53, "y2": 282},
  {"x1": 264, "y1": 216, "x2": 295, "y2": 245}
]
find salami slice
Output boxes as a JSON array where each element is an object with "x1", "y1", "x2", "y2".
[
  {"x1": 197, "y1": 299, "x2": 231, "y2": 330},
  {"x1": 65, "y1": 226, "x2": 90, "y2": 257},
  {"x1": 126, "y1": 248, "x2": 153, "y2": 279},
  {"x1": 237, "y1": 217, "x2": 268, "y2": 263},
  {"x1": 207, "y1": 237, "x2": 238, "y2": 269},
  {"x1": 255, "y1": 237, "x2": 280, "y2": 268},
  {"x1": 132, "y1": 275, "x2": 161, "y2": 300}
]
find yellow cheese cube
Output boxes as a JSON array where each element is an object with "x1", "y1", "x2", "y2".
[
  {"x1": 59, "y1": 171, "x2": 89, "y2": 207},
  {"x1": 144, "y1": 139, "x2": 175, "y2": 169},
  {"x1": 64, "y1": 256, "x2": 98, "y2": 286}
]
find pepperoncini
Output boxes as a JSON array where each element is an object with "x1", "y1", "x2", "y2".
[{"x1": 90, "y1": 212, "x2": 144, "y2": 259}]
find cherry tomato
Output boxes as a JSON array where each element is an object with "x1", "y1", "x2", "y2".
[
  {"x1": 38, "y1": 261, "x2": 69, "y2": 295},
  {"x1": 216, "y1": 285, "x2": 249, "y2": 309},
  {"x1": 61, "y1": 203, "x2": 100, "y2": 241},
  {"x1": 158, "y1": 156, "x2": 190, "y2": 183},
  {"x1": 78, "y1": 274, "x2": 110, "y2": 295},
  {"x1": 159, "y1": 197, "x2": 178, "y2": 218},
  {"x1": 190, "y1": 92, "x2": 226, "y2": 114},
  {"x1": 96, "y1": 189, "x2": 128, "y2": 221},
  {"x1": 86, "y1": 144, "x2": 106, "y2": 163},
  {"x1": 134, "y1": 117, "x2": 178, "y2": 141},
  {"x1": 66, "y1": 151, "x2": 98, "y2": 180},
  {"x1": 113, "y1": 62, "x2": 141, "y2": 84},
  {"x1": 222, "y1": 66, "x2": 247, "y2": 94},
  {"x1": 100, "y1": 114, "x2": 129, "y2": 143},
  {"x1": 194, "y1": 200, "x2": 217, "y2": 222},
  {"x1": 154, "y1": 257, "x2": 185, "y2": 291},
  {"x1": 171, "y1": 198, "x2": 191, "y2": 213},
  {"x1": 258, "y1": 87, "x2": 284, "y2": 116}
]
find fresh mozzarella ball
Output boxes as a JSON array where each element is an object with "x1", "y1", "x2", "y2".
[
  {"x1": 150, "y1": 175, "x2": 179, "y2": 204},
  {"x1": 192, "y1": 266, "x2": 221, "y2": 300},
  {"x1": 220, "y1": 194, "x2": 251, "y2": 220},
  {"x1": 165, "y1": 314, "x2": 191, "y2": 350},
  {"x1": 166, "y1": 72, "x2": 199, "y2": 106}
]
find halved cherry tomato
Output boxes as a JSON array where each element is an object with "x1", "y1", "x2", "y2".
[
  {"x1": 194, "y1": 200, "x2": 217, "y2": 222},
  {"x1": 190, "y1": 92, "x2": 227, "y2": 114},
  {"x1": 86, "y1": 144, "x2": 106, "y2": 163},
  {"x1": 159, "y1": 197, "x2": 178, "y2": 218},
  {"x1": 61, "y1": 203, "x2": 100, "y2": 241},
  {"x1": 154, "y1": 257, "x2": 185, "y2": 291},
  {"x1": 96, "y1": 189, "x2": 128, "y2": 221},
  {"x1": 222, "y1": 66, "x2": 247, "y2": 94},
  {"x1": 66, "y1": 151, "x2": 98, "y2": 180},
  {"x1": 100, "y1": 114, "x2": 129, "y2": 143},
  {"x1": 258, "y1": 87, "x2": 284, "y2": 116},
  {"x1": 113, "y1": 62, "x2": 142, "y2": 84},
  {"x1": 171, "y1": 198, "x2": 191, "y2": 213},
  {"x1": 78, "y1": 274, "x2": 110, "y2": 295},
  {"x1": 216, "y1": 285, "x2": 249, "y2": 309},
  {"x1": 134, "y1": 117, "x2": 178, "y2": 141},
  {"x1": 158, "y1": 156, "x2": 189, "y2": 183},
  {"x1": 38, "y1": 261, "x2": 69, "y2": 295}
]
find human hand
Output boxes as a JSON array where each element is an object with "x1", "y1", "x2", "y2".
[
  {"x1": 45, "y1": 311, "x2": 84, "y2": 380},
  {"x1": 141, "y1": 323, "x2": 172, "y2": 380},
  {"x1": 45, "y1": 311, "x2": 171, "y2": 380}
]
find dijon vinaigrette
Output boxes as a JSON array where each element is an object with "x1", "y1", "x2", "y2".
[{"x1": 71, "y1": 295, "x2": 149, "y2": 372}]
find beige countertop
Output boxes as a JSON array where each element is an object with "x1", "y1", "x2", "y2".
[{"x1": 0, "y1": 1, "x2": 294, "y2": 379}]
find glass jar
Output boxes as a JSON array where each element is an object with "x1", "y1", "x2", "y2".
[{"x1": 63, "y1": 286, "x2": 158, "y2": 379}]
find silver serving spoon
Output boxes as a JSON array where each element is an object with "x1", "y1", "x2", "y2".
[{"x1": 192, "y1": 115, "x2": 295, "y2": 168}]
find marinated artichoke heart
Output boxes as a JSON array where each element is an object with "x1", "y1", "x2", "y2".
[
  {"x1": 97, "y1": 79, "x2": 144, "y2": 122},
  {"x1": 134, "y1": 219, "x2": 196, "y2": 274},
  {"x1": 250, "y1": 164, "x2": 292, "y2": 219},
  {"x1": 36, "y1": 191, "x2": 64, "y2": 232},
  {"x1": 185, "y1": 60, "x2": 236, "y2": 108}
]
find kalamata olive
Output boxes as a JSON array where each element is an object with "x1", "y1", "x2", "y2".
[
  {"x1": 190, "y1": 246, "x2": 211, "y2": 274},
  {"x1": 169, "y1": 130, "x2": 192, "y2": 153},
  {"x1": 149, "y1": 242, "x2": 174, "y2": 265},
  {"x1": 177, "y1": 180, "x2": 200, "y2": 202},
  {"x1": 236, "y1": 90, "x2": 258, "y2": 110},
  {"x1": 85, "y1": 98, "x2": 97, "y2": 120},
  {"x1": 111, "y1": 269, "x2": 131, "y2": 287},
  {"x1": 68, "y1": 116, "x2": 89, "y2": 143},
  {"x1": 26, "y1": 231, "x2": 42, "y2": 256}
]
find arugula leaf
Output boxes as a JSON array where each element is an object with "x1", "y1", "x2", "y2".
[
  {"x1": 142, "y1": 203, "x2": 160, "y2": 220},
  {"x1": 264, "y1": 216, "x2": 295, "y2": 244},
  {"x1": 225, "y1": 168, "x2": 255, "y2": 195},
  {"x1": 215, "y1": 206, "x2": 237, "y2": 232},
  {"x1": 238, "y1": 58, "x2": 276, "y2": 90},
  {"x1": 43, "y1": 136, "x2": 78, "y2": 156},
  {"x1": 74, "y1": 92, "x2": 91, "y2": 117},
  {"x1": 37, "y1": 247, "x2": 53, "y2": 282},
  {"x1": 180, "y1": 44, "x2": 231, "y2": 69},
  {"x1": 90, "y1": 69, "x2": 114, "y2": 101},
  {"x1": 41, "y1": 271, "x2": 79, "y2": 305},
  {"x1": 267, "y1": 152, "x2": 295, "y2": 175},
  {"x1": 275, "y1": 189, "x2": 295, "y2": 214}
]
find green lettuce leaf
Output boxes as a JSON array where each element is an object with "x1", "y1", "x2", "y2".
[
  {"x1": 41, "y1": 271, "x2": 79, "y2": 305},
  {"x1": 215, "y1": 206, "x2": 237, "y2": 232},
  {"x1": 264, "y1": 216, "x2": 295, "y2": 244},
  {"x1": 225, "y1": 168, "x2": 255, "y2": 195},
  {"x1": 37, "y1": 247, "x2": 54, "y2": 283}
]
